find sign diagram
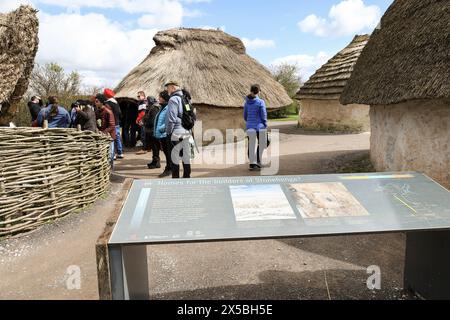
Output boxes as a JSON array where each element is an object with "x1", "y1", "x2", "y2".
[{"x1": 288, "y1": 182, "x2": 370, "y2": 219}]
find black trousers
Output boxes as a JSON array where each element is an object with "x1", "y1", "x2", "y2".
[
  {"x1": 160, "y1": 137, "x2": 173, "y2": 171},
  {"x1": 147, "y1": 134, "x2": 160, "y2": 162},
  {"x1": 169, "y1": 139, "x2": 191, "y2": 179}
]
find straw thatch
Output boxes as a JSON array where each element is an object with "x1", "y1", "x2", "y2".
[
  {"x1": 340, "y1": 0, "x2": 450, "y2": 105},
  {"x1": 0, "y1": 128, "x2": 111, "y2": 238},
  {"x1": 115, "y1": 28, "x2": 292, "y2": 109},
  {"x1": 297, "y1": 35, "x2": 370, "y2": 101},
  {"x1": 0, "y1": 5, "x2": 39, "y2": 125}
]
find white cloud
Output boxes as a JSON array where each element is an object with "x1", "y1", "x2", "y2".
[
  {"x1": 0, "y1": 0, "x2": 205, "y2": 87},
  {"x1": 181, "y1": 0, "x2": 211, "y2": 3},
  {"x1": 242, "y1": 38, "x2": 276, "y2": 50},
  {"x1": 137, "y1": 1, "x2": 183, "y2": 28},
  {"x1": 272, "y1": 52, "x2": 332, "y2": 81},
  {"x1": 37, "y1": 12, "x2": 158, "y2": 87},
  {"x1": 1, "y1": 0, "x2": 201, "y2": 29},
  {"x1": 298, "y1": 0, "x2": 381, "y2": 37}
]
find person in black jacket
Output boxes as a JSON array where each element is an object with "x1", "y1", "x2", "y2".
[
  {"x1": 144, "y1": 96, "x2": 161, "y2": 169},
  {"x1": 27, "y1": 96, "x2": 43, "y2": 126}
]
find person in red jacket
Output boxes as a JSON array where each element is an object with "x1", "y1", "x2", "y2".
[
  {"x1": 95, "y1": 94, "x2": 116, "y2": 165},
  {"x1": 135, "y1": 102, "x2": 147, "y2": 155}
]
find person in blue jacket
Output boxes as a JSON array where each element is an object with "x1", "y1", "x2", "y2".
[
  {"x1": 244, "y1": 84, "x2": 268, "y2": 171},
  {"x1": 37, "y1": 96, "x2": 71, "y2": 128},
  {"x1": 153, "y1": 90, "x2": 172, "y2": 178}
]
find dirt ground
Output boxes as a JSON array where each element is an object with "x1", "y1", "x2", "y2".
[{"x1": 0, "y1": 122, "x2": 412, "y2": 300}]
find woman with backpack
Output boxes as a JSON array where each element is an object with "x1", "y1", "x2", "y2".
[
  {"x1": 36, "y1": 96, "x2": 71, "y2": 128},
  {"x1": 165, "y1": 81, "x2": 193, "y2": 179}
]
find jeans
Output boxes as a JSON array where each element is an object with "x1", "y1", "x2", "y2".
[
  {"x1": 110, "y1": 141, "x2": 115, "y2": 165},
  {"x1": 247, "y1": 130, "x2": 267, "y2": 165},
  {"x1": 169, "y1": 138, "x2": 191, "y2": 179},
  {"x1": 140, "y1": 126, "x2": 147, "y2": 150},
  {"x1": 114, "y1": 126, "x2": 123, "y2": 155}
]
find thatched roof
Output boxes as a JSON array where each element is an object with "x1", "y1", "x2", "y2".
[
  {"x1": 0, "y1": 5, "x2": 39, "y2": 125},
  {"x1": 296, "y1": 35, "x2": 370, "y2": 101},
  {"x1": 340, "y1": 0, "x2": 450, "y2": 106},
  {"x1": 115, "y1": 28, "x2": 292, "y2": 109}
]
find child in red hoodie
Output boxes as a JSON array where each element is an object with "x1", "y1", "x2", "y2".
[
  {"x1": 136, "y1": 104, "x2": 147, "y2": 127},
  {"x1": 136, "y1": 103, "x2": 147, "y2": 154}
]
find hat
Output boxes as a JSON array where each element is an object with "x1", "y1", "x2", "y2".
[
  {"x1": 147, "y1": 96, "x2": 157, "y2": 106},
  {"x1": 95, "y1": 93, "x2": 107, "y2": 104},
  {"x1": 164, "y1": 80, "x2": 180, "y2": 87},
  {"x1": 103, "y1": 88, "x2": 115, "y2": 99},
  {"x1": 138, "y1": 104, "x2": 147, "y2": 111}
]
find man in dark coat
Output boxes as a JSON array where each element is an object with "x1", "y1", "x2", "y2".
[{"x1": 95, "y1": 94, "x2": 116, "y2": 165}]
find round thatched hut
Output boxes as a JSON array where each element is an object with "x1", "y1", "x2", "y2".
[
  {"x1": 114, "y1": 28, "x2": 292, "y2": 137},
  {"x1": 340, "y1": 0, "x2": 450, "y2": 187},
  {"x1": 296, "y1": 35, "x2": 370, "y2": 132},
  {"x1": 0, "y1": 5, "x2": 39, "y2": 126}
]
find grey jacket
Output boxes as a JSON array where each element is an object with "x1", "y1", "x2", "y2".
[{"x1": 165, "y1": 90, "x2": 190, "y2": 140}]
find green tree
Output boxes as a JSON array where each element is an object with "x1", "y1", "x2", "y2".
[
  {"x1": 29, "y1": 62, "x2": 82, "y2": 98},
  {"x1": 271, "y1": 63, "x2": 303, "y2": 98},
  {"x1": 269, "y1": 63, "x2": 303, "y2": 118},
  {"x1": 15, "y1": 62, "x2": 91, "y2": 127}
]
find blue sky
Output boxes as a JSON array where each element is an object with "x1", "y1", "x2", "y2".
[{"x1": 1, "y1": 0, "x2": 393, "y2": 88}]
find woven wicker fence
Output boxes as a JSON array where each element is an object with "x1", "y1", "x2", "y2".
[{"x1": 0, "y1": 127, "x2": 111, "y2": 238}]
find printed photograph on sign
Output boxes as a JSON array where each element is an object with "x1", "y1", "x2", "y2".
[
  {"x1": 288, "y1": 182, "x2": 370, "y2": 219},
  {"x1": 230, "y1": 184, "x2": 297, "y2": 222}
]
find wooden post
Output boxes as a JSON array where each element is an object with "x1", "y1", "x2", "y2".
[
  {"x1": 96, "y1": 178, "x2": 133, "y2": 300},
  {"x1": 0, "y1": 180, "x2": 6, "y2": 226},
  {"x1": 41, "y1": 125, "x2": 59, "y2": 217}
]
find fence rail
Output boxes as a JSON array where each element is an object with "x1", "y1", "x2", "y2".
[{"x1": 0, "y1": 127, "x2": 111, "y2": 238}]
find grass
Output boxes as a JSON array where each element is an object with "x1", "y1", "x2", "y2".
[
  {"x1": 298, "y1": 122, "x2": 365, "y2": 134},
  {"x1": 270, "y1": 114, "x2": 299, "y2": 122}
]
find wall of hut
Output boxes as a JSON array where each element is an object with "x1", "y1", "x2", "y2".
[
  {"x1": 194, "y1": 104, "x2": 246, "y2": 143},
  {"x1": 370, "y1": 99, "x2": 450, "y2": 187},
  {"x1": 298, "y1": 99, "x2": 370, "y2": 132}
]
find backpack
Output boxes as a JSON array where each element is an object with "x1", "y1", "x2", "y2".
[
  {"x1": 178, "y1": 92, "x2": 196, "y2": 131},
  {"x1": 144, "y1": 104, "x2": 160, "y2": 129}
]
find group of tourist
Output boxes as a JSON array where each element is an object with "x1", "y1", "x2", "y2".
[
  {"x1": 27, "y1": 82, "x2": 268, "y2": 176},
  {"x1": 27, "y1": 81, "x2": 198, "y2": 178}
]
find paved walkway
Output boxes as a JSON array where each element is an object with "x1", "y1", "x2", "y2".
[{"x1": 0, "y1": 122, "x2": 411, "y2": 300}]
